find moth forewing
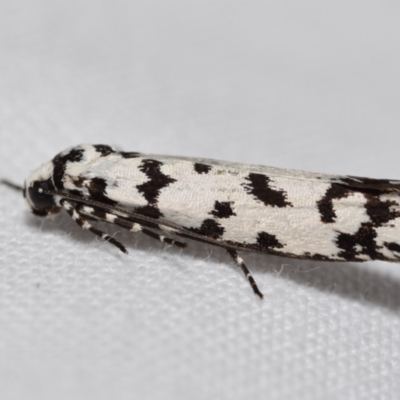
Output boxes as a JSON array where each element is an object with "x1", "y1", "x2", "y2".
[{"x1": 2, "y1": 143, "x2": 400, "y2": 299}]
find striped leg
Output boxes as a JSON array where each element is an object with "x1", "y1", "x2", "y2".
[
  {"x1": 78, "y1": 205, "x2": 187, "y2": 249},
  {"x1": 139, "y1": 226, "x2": 187, "y2": 249},
  {"x1": 61, "y1": 200, "x2": 127, "y2": 254},
  {"x1": 227, "y1": 249, "x2": 263, "y2": 299}
]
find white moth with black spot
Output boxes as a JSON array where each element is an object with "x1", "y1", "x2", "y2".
[{"x1": 2, "y1": 144, "x2": 400, "y2": 298}]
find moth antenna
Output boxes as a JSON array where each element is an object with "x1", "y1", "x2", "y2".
[{"x1": 0, "y1": 179, "x2": 24, "y2": 192}]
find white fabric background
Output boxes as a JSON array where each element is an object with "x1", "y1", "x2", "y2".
[{"x1": 0, "y1": 2, "x2": 400, "y2": 399}]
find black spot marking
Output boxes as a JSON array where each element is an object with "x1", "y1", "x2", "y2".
[
  {"x1": 302, "y1": 252, "x2": 333, "y2": 261},
  {"x1": 318, "y1": 181, "x2": 400, "y2": 225},
  {"x1": 73, "y1": 177, "x2": 86, "y2": 188},
  {"x1": 243, "y1": 173, "x2": 292, "y2": 208},
  {"x1": 52, "y1": 148, "x2": 84, "y2": 189},
  {"x1": 342, "y1": 176, "x2": 400, "y2": 193},
  {"x1": 68, "y1": 177, "x2": 87, "y2": 198},
  {"x1": 336, "y1": 222, "x2": 384, "y2": 261},
  {"x1": 210, "y1": 201, "x2": 236, "y2": 219},
  {"x1": 226, "y1": 231, "x2": 284, "y2": 253},
  {"x1": 194, "y1": 163, "x2": 211, "y2": 174},
  {"x1": 385, "y1": 242, "x2": 400, "y2": 253},
  {"x1": 364, "y1": 195, "x2": 400, "y2": 227},
  {"x1": 137, "y1": 159, "x2": 176, "y2": 204},
  {"x1": 135, "y1": 205, "x2": 163, "y2": 221},
  {"x1": 94, "y1": 145, "x2": 115, "y2": 157},
  {"x1": 88, "y1": 178, "x2": 118, "y2": 206},
  {"x1": 317, "y1": 184, "x2": 350, "y2": 223},
  {"x1": 189, "y1": 219, "x2": 224, "y2": 239},
  {"x1": 120, "y1": 152, "x2": 141, "y2": 159},
  {"x1": 256, "y1": 231, "x2": 284, "y2": 251},
  {"x1": 68, "y1": 189, "x2": 84, "y2": 198},
  {"x1": 66, "y1": 148, "x2": 84, "y2": 163}
]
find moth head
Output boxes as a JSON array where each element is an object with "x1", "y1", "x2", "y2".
[{"x1": 24, "y1": 161, "x2": 61, "y2": 217}]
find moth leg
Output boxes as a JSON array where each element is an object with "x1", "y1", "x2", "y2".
[
  {"x1": 227, "y1": 249, "x2": 263, "y2": 299},
  {"x1": 78, "y1": 205, "x2": 187, "y2": 249},
  {"x1": 60, "y1": 200, "x2": 127, "y2": 254},
  {"x1": 138, "y1": 226, "x2": 187, "y2": 249}
]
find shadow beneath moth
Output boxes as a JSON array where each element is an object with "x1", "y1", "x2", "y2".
[{"x1": 3, "y1": 144, "x2": 400, "y2": 299}]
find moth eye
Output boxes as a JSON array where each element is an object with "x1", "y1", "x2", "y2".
[
  {"x1": 28, "y1": 187, "x2": 54, "y2": 211},
  {"x1": 27, "y1": 180, "x2": 59, "y2": 216}
]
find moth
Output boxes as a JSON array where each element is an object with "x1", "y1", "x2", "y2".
[{"x1": 2, "y1": 144, "x2": 400, "y2": 299}]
